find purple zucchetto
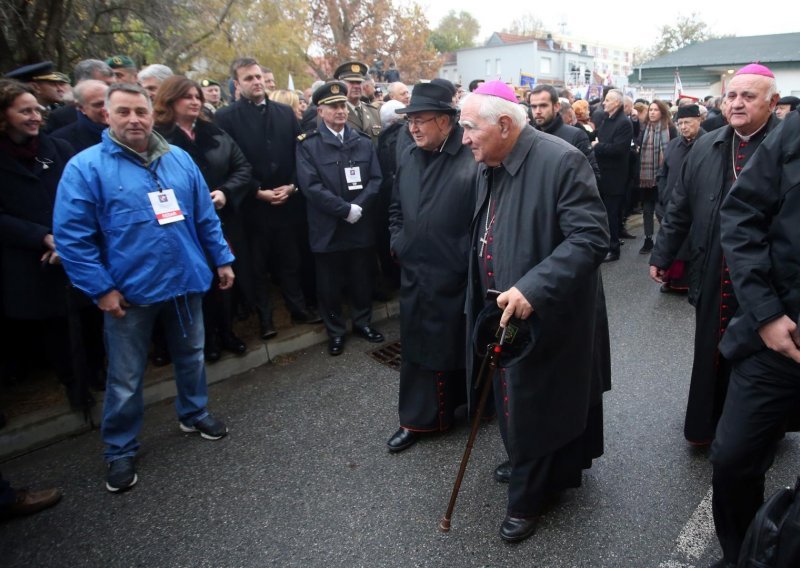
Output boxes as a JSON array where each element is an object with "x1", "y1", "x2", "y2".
[
  {"x1": 473, "y1": 80, "x2": 518, "y2": 103},
  {"x1": 734, "y1": 63, "x2": 775, "y2": 78}
]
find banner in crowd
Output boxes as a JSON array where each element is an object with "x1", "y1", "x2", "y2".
[{"x1": 520, "y1": 72, "x2": 536, "y2": 88}]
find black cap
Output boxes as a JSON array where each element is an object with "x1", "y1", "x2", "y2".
[
  {"x1": 333, "y1": 61, "x2": 369, "y2": 82},
  {"x1": 395, "y1": 82, "x2": 456, "y2": 115},
  {"x1": 675, "y1": 104, "x2": 701, "y2": 120},
  {"x1": 312, "y1": 81, "x2": 349, "y2": 106},
  {"x1": 200, "y1": 79, "x2": 221, "y2": 88},
  {"x1": 5, "y1": 61, "x2": 57, "y2": 82},
  {"x1": 777, "y1": 95, "x2": 800, "y2": 110},
  {"x1": 472, "y1": 304, "x2": 538, "y2": 367}
]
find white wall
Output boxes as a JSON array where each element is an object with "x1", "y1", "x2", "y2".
[
  {"x1": 775, "y1": 68, "x2": 800, "y2": 97},
  {"x1": 456, "y1": 43, "x2": 539, "y2": 85}
]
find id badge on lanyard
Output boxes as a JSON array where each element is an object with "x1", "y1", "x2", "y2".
[
  {"x1": 345, "y1": 165, "x2": 362, "y2": 191},
  {"x1": 144, "y1": 158, "x2": 185, "y2": 225}
]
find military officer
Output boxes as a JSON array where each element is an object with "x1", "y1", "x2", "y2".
[
  {"x1": 295, "y1": 81, "x2": 385, "y2": 356},
  {"x1": 333, "y1": 61, "x2": 381, "y2": 144}
]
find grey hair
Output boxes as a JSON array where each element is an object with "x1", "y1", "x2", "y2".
[
  {"x1": 765, "y1": 78, "x2": 779, "y2": 101},
  {"x1": 379, "y1": 99, "x2": 405, "y2": 128},
  {"x1": 388, "y1": 82, "x2": 407, "y2": 98},
  {"x1": 606, "y1": 89, "x2": 624, "y2": 103},
  {"x1": 73, "y1": 59, "x2": 114, "y2": 83},
  {"x1": 105, "y1": 83, "x2": 152, "y2": 111},
  {"x1": 459, "y1": 92, "x2": 528, "y2": 129},
  {"x1": 73, "y1": 79, "x2": 108, "y2": 105},
  {"x1": 137, "y1": 64, "x2": 173, "y2": 84}
]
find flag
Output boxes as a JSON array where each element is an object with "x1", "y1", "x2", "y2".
[
  {"x1": 673, "y1": 69, "x2": 683, "y2": 103},
  {"x1": 288, "y1": 73, "x2": 295, "y2": 91},
  {"x1": 520, "y1": 72, "x2": 536, "y2": 88}
]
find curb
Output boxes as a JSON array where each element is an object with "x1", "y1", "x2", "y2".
[{"x1": 0, "y1": 300, "x2": 400, "y2": 462}]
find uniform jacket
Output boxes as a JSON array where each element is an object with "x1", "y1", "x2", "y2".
[
  {"x1": 536, "y1": 113, "x2": 601, "y2": 185},
  {"x1": 650, "y1": 116, "x2": 779, "y2": 306},
  {"x1": 346, "y1": 101, "x2": 381, "y2": 143},
  {"x1": 720, "y1": 110, "x2": 800, "y2": 360},
  {"x1": 593, "y1": 108, "x2": 633, "y2": 196},
  {"x1": 655, "y1": 128, "x2": 706, "y2": 219},
  {"x1": 214, "y1": 97, "x2": 302, "y2": 226},
  {"x1": 466, "y1": 126, "x2": 610, "y2": 457},
  {"x1": 389, "y1": 124, "x2": 478, "y2": 370},
  {"x1": 53, "y1": 130, "x2": 234, "y2": 305},
  {"x1": 296, "y1": 124, "x2": 382, "y2": 253},
  {"x1": 0, "y1": 134, "x2": 74, "y2": 318}
]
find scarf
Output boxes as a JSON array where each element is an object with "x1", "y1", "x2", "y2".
[
  {"x1": 0, "y1": 133, "x2": 40, "y2": 171},
  {"x1": 639, "y1": 121, "x2": 670, "y2": 187}
]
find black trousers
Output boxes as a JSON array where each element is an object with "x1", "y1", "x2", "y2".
[
  {"x1": 710, "y1": 348, "x2": 800, "y2": 563},
  {"x1": 248, "y1": 222, "x2": 309, "y2": 323},
  {"x1": 601, "y1": 194, "x2": 624, "y2": 255},
  {"x1": 315, "y1": 247, "x2": 374, "y2": 337}
]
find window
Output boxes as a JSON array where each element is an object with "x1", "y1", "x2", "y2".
[
  {"x1": 486, "y1": 59, "x2": 491, "y2": 75},
  {"x1": 495, "y1": 59, "x2": 502, "y2": 75},
  {"x1": 540, "y1": 57, "x2": 551, "y2": 74}
]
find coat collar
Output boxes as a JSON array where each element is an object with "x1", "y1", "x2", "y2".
[
  {"x1": 408, "y1": 123, "x2": 464, "y2": 158},
  {"x1": 499, "y1": 125, "x2": 537, "y2": 177}
]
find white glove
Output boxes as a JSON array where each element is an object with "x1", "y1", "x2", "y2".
[{"x1": 345, "y1": 204, "x2": 363, "y2": 224}]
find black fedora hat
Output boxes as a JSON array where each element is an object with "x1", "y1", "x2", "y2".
[
  {"x1": 395, "y1": 82, "x2": 456, "y2": 115},
  {"x1": 472, "y1": 304, "x2": 538, "y2": 367}
]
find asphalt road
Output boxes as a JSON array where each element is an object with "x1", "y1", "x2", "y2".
[{"x1": 2, "y1": 230, "x2": 798, "y2": 567}]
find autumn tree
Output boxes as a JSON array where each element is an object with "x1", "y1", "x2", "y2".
[
  {"x1": 308, "y1": 0, "x2": 441, "y2": 82},
  {"x1": 502, "y1": 14, "x2": 546, "y2": 38},
  {"x1": 429, "y1": 10, "x2": 480, "y2": 53},
  {"x1": 642, "y1": 13, "x2": 721, "y2": 61}
]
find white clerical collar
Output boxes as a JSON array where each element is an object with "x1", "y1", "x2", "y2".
[{"x1": 733, "y1": 120, "x2": 768, "y2": 142}]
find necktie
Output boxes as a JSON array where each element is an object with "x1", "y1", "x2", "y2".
[{"x1": 337, "y1": 132, "x2": 344, "y2": 144}]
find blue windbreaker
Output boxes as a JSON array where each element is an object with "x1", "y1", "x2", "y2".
[{"x1": 53, "y1": 130, "x2": 235, "y2": 304}]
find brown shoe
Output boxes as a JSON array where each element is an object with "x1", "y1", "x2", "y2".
[{"x1": 4, "y1": 488, "x2": 62, "y2": 519}]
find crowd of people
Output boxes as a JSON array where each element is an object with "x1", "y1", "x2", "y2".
[{"x1": 0, "y1": 52, "x2": 798, "y2": 568}]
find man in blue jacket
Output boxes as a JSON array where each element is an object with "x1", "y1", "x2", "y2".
[{"x1": 54, "y1": 84, "x2": 235, "y2": 493}]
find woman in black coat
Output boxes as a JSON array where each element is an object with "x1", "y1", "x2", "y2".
[
  {"x1": 154, "y1": 76, "x2": 253, "y2": 361},
  {"x1": 0, "y1": 79, "x2": 95, "y2": 408}
]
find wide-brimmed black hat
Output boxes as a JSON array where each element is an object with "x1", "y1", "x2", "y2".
[
  {"x1": 778, "y1": 95, "x2": 800, "y2": 110},
  {"x1": 675, "y1": 104, "x2": 701, "y2": 120},
  {"x1": 472, "y1": 304, "x2": 538, "y2": 367},
  {"x1": 395, "y1": 82, "x2": 456, "y2": 115}
]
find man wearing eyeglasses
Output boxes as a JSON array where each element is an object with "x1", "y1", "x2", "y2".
[
  {"x1": 295, "y1": 81, "x2": 384, "y2": 356},
  {"x1": 385, "y1": 81, "x2": 478, "y2": 452}
]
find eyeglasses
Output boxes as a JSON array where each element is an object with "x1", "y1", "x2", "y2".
[{"x1": 405, "y1": 116, "x2": 437, "y2": 128}]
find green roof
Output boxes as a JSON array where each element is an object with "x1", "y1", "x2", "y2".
[{"x1": 640, "y1": 32, "x2": 800, "y2": 69}]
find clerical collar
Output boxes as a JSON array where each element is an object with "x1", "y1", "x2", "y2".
[{"x1": 733, "y1": 120, "x2": 768, "y2": 143}]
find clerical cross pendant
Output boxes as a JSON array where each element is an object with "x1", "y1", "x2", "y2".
[{"x1": 479, "y1": 233, "x2": 488, "y2": 258}]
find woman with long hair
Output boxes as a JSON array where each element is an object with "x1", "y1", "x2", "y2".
[
  {"x1": 637, "y1": 99, "x2": 676, "y2": 254},
  {"x1": 153, "y1": 76, "x2": 253, "y2": 361}
]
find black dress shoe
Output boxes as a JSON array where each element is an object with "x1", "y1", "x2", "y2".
[
  {"x1": 220, "y1": 333, "x2": 247, "y2": 355},
  {"x1": 603, "y1": 252, "x2": 620, "y2": 263},
  {"x1": 328, "y1": 336, "x2": 344, "y2": 356},
  {"x1": 353, "y1": 326, "x2": 384, "y2": 343},
  {"x1": 292, "y1": 309, "x2": 323, "y2": 325},
  {"x1": 494, "y1": 460, "x2": 511, "y2": 483},
  {"x1": 387, "y1": 428, "x2": 418, "y2": 452},
  {"x1": 260, "y1": 322, "x2": 277, "y2": 340},
  {"x1": 499, "y1": 515, "x2": 538, "y2": 543}
]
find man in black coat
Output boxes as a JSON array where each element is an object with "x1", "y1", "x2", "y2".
[
  {"x1": 592, "y1": 89, "x2": 632, "y2": 262},
  {"x1": 384, "y1": 82, "x2": 478, "y2": 452},
  {"x1": 460, "y1": 81, "x2": 609, "y2": 543},
  {"x1": 50, "y1": 80, "x2": 108, "y2": 152},
  {"x1": 654, "y1": 104, "x2": 705, "y2": 292},
  {"x1": 215, "y1": 57, "x2": 320, "y2": 339},
  {"x1": 712, "y1": 109, "x2": 800, "y2": 568},
  {"x1": 649, "y1": 64, "x2": 780, "y2": 446},
  {"x1": 295, "y1": 82, "x2": 384, "y2": 356},
  {"x1": 529, "y1": 85, "x2": 601, "y2": 186}
]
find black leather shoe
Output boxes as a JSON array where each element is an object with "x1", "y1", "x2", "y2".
[
  {"x1": 603, "y1": 252, "x2": 620, "y2": 263},
  {"x1": 260, "y1": 322, "x2": 277, "y2": 340},
  {"x1": 494, "y1": 460, "x2": 511, "y2": 483},
  {"x1": 387, "y1": 428, "x2": 418, "y2": 452},
  {"x1": 329, "y1": 336, "x2": 344, "y2": 356},
  {"x1": 220, "y1": 333, "x2": 247, "y2": 355},
  {"x1": 639, "y1": 237, "x2": 654, "y2": 254},
  {"x1": 499, "y1": 515, "x2": 538, "y2": 543},
  {"x1": 354, "y1": 326, "x2": 384, "y2": 343},
  {"x1": 292, "y1": 309, "x2": 322, "y2": 325}
]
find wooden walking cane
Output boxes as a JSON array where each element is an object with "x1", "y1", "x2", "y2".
[{"x1": 439, "y1": 327, "x2": 507, "y2": 532}]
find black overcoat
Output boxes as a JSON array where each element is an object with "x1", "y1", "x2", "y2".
[
  {"x1": 389, "y1": 124, "x2": 478, "y2": 370},
  {"x1": 656, "y1": 129, "x2": 706, "y2": 219},
  {"x1": 50, "y1": 117, "x2": 104, "y2": 153},
  {"x1": 593, "y1": 109, "x2": 633, "y2": 196},
  {"x1": 295, "y1": 125, "x2": 382, "y2": 253},
  {"x1": 466, "y1": 126, "x2": 610, "y2": 458},
  {"x1": 0, "y1": 134, "x2": 74, "y2": 318}
]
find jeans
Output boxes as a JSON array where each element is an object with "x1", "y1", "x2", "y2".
[{"x1": 102, "y1": 293, "x2": 209, "y2": 462}]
